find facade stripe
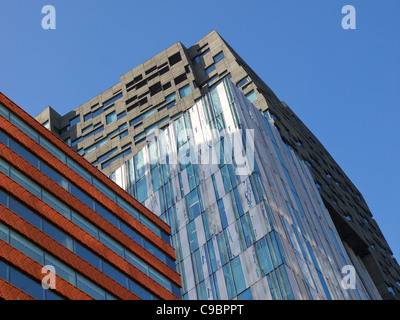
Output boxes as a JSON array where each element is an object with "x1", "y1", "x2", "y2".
[
  {"x1": 0, "y1": 133, "x2": 180, "y2": 284},
  {"x1": 0, "y1": 92, "x2": 171, "y2": 235},
  {"x1": 0, "y1": 240, "x2": 93, "y2": 300},
  {"x1": 0, "y1": 174, "x2": 179, "y2": 299}
]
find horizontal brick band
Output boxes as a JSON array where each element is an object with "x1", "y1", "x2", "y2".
[
  {"x1": 0, "y1": 277, "x2": 36, "y2": 300},
  {"x1": 0, "y1": 239, "x2": 93, "y2": 300},
  {"x1": 0, "y1": 174, "x2": 179, "y2": 299},
  {"x1": 0, "y1": 93, "x2": 171, "y2": 235},
  {"x1": 0, "y1": 142, "x2": 180, "y2": 287},
  {"x1": 0, "y1": 114, "x2": 175, "y2": 260}
]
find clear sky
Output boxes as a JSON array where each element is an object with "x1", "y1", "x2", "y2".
[{"x1": 0, "y1": 1, "x2": 399, "y2": 262}]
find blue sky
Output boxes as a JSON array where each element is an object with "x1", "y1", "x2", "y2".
[{"x1": 0, "y1": 1, "x2": 399, "y2": 262}]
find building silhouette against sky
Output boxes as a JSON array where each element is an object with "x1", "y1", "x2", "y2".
[{"x1": 35, "y1": 30, "x2": 400, "y2": 300}]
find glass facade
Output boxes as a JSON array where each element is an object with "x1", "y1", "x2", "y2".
[
  {"x1": 110, "y1": 80, "x2": 375, "y2": 300},
  {"x1": 0, "y1": 100, "x2": 180, "y2": 300}
]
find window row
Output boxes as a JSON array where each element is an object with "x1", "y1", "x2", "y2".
[
  {"x1": 0, "y1": 190, "x2": 158, "y2": 300},
  {"x1": 0, "y1": 222, "x2": 116, "y2": 300},
  {"x1": 79, "y1": 123, "x2": 128, "y2": 156},
  {"x1": 179, "y1": 232, "x2": 291, "y2": 300},
  {"x1": 0, "y1": 104, "x2": 169, "y2": 243},
  {"x1": 0, "y1": 259, "x2": 64, "y2": 300},
  {"x1": 82, "y1": 92, "x2": 123, "y2": 122},
  {"x1": 0, "y1": 156, "x2": 178, "y2": 294},
  {"x1": 0, "y1": 132, "x2": 175, "y2": 268}
]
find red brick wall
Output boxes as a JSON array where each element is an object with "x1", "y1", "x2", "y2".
[
  {"x1": 0, "y1": 240, "x2": 93, "y2": 300},
  {"x1": 0, "y1": 278, "x2": 36, "y2": 300},
  {"x1": 0, "y1": 92, "x2": 171, "y2": 235},
  {"x1": 0, "y1": 92, "x2": 181, "y2": 300},
  {"x1": 0, "y1": 138, "x2": 180, "y2": 287}
]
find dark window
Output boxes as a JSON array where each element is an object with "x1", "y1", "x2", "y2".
[
  {"x1": 158, "y1": 62, "x2": 168, "y2": 69},
  {"x1": 158, "y1": 66, "x2": 169, "y2": 76},
  {"x1": 127, "y1": 98, "x2": 147, "y2": 113},
  {"x1": 149, "y1": 82, "x2": 162, "y2": 96},
  {"x1": 125, "y1": 95, "x2": 137, "y2": 105},
  {"x1": 138, "y1": 97, "x2": 148, "y2": 106},
  {"x1": 199, "y1": 48, "x2": 210, "y2": 58},
  {"x1": 59, "y1": 126, "x2": 69, "y2": 134},
  {"x1": 134, "y1": 74, "x2": 143, "y2": 83},
  {"x1": 137, "y1": 91, "x2": 149, "y2": 100},
  {"x1": 126, "y1": 80, "x2": 135, "y2": 89},
  {"x1": 135, "y1": 79, "x2": 148, "y2": 90},
  {"x1": 168, "y1": 52, "x2": 182, "y2": 66},
  {"x1": 145, "y1": 66, "x2": 157, "y2": 75},
  {"x1": 174, "y1": 73, "x2": 187, "y2": 86},
  {"x1": 127, "y1": 102, "x2": 139, "y2": 112},
  {"x1": 162, "y1": 82, "x2": 171, "y2": 91},
  {"x1": 147, "y1": 72, "x2": 159, "y2": 82}
]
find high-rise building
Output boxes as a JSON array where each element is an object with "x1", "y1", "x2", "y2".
[
  {"x1": 0, "y1": 93, "x2": 181, "y2": 300},
  {"x1": 110, "y1": 79, "x2": 382, "y2": 300},
  {"x1": 35, "y1": 30, "x2": 400, "y2": 300}
]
